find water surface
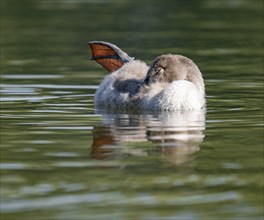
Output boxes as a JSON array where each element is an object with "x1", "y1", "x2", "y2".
[{"x1": 1, "y1": 0, "x2": 263, "y2": 219}]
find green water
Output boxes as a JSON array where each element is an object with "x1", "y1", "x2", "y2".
[{"x1": 1, "y1": 0, "x2": 263, "y2": 219}]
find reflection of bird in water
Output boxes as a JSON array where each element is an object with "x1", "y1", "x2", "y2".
[
  {"x1": 91, "y1": 126, "x2": 116, "y2": 160},
  {"x1": 91, "y1": 114, "x2": 148, "y2": 160},
  {"x1": 88, "y1": 41, "x2": 205, "y2": 110},
  {"x1": 91, "y1": 110, "x2": 205, "y2": 164}
]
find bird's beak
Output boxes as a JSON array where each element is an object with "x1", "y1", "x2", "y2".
[
  {"x1": 144, "y1": 68, "x2": 153, "y2": 85},
  {"x1": 144, "y1": 76, "x2": 150, "y2": 85}
]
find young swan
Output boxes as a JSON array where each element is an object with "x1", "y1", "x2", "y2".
[{"x1": 89, "y1": 41, "x2": 205, "y2": 110}]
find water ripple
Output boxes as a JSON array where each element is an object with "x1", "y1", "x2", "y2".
[
  {"x1": 2, "y1": 74, "x2": 63, "y2": 79},
  {"x1": 0, "y1": 84, "x2": 98, "y2": 89},
  {"x1": 1, "y1": 191, "x2": 240, "y2": 213}
]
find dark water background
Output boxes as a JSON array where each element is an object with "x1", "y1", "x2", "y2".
[{"x1": 1, "y1": 0, "x2": 263, "y2": 219}]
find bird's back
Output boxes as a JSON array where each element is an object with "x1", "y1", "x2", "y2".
[{"x1": 95, "y1": 60, "x2": 148, "y2": 109}]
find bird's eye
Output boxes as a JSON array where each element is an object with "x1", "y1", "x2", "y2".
[{"x1": 155, "y1": 67, "x2": 164, "y2": 75}]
